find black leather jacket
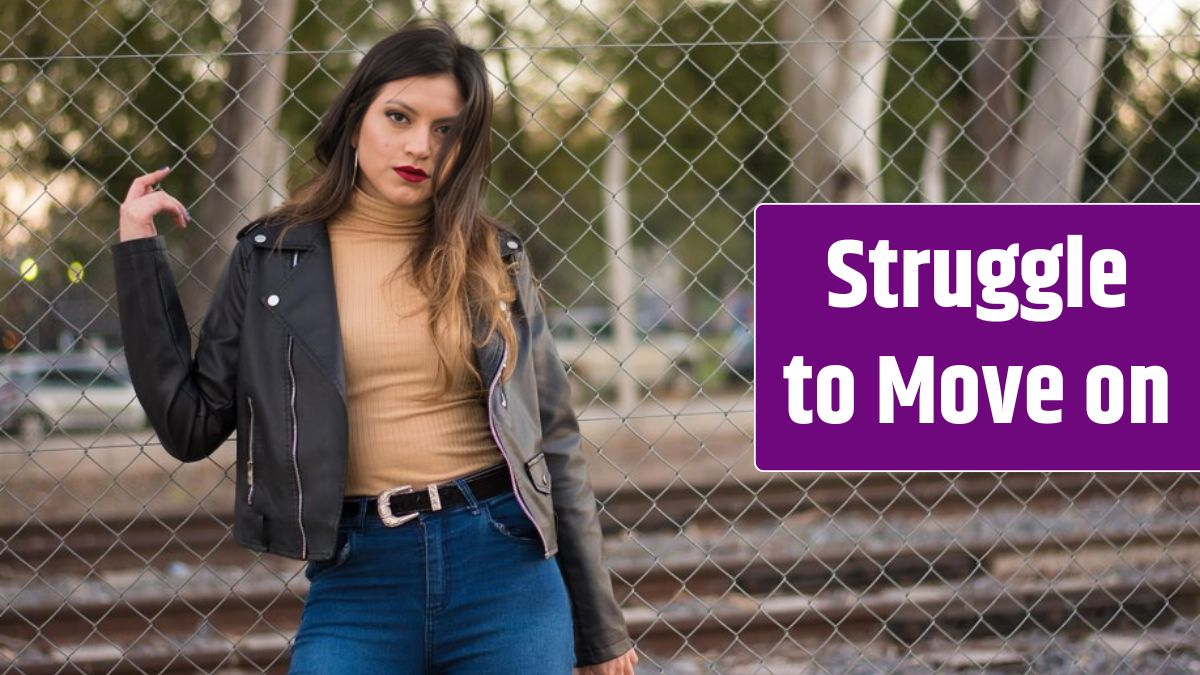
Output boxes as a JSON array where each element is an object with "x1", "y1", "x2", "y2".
[{"x1": 109, "y1": 215, "x2": 632, "y2": 667}]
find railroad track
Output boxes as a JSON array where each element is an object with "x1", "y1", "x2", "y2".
[
  {"x1": 1, "y1": 472, "x2": 1198, "y2": 672},
  {"x1": 6, "y1": 529, "x2": 1198, "y2": 673},
  {"x1": 6, "y1": 471, "x2": 1194, "y2": 574}
]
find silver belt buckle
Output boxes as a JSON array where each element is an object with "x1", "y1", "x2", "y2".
[{"x1": 376, "y1": 483, "x2": 444, "y2": 527}]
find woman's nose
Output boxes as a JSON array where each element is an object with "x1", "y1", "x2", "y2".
[{"x1": 406, "y1": 130, "x2": 433, "y2": 158}]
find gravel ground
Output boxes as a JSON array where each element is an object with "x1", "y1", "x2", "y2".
[
  {"x1": 632, "y1": 618, "x2": 1200, "y2": 674},
  {"x1": 7, "y1": 494, "x2": 1192, "y2": 615},
  {"x1": 602, "y1": 491, "x2": 1200, "y2": 573},
  {"x1": 8, "y1": 389, "x2": 1200, "y2": 675}
]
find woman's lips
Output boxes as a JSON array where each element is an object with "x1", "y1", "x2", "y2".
[{"x1": 394, "y1": 167, "x2": 428, "y2": 183}]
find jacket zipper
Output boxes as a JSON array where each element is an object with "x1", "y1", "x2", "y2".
[
  {"x1": 288, "y1": 334, "x2": 308, "y2": 558},
  {"x1": 486, "y1": 340, "x2": 548, "y2": 555},
  {"x1": 285, "y1": 250, "x2": 308, "y2": 558},
  {"x1": 246, "y1": 396, "x2": 256, "y2": 506}
]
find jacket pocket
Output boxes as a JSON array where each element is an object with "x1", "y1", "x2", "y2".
[
  {"x1": 303, "y1": 528, "x2": 354, "y2": 582},
  {"x1": 483, "y1": 491, "x2": 541, "y2": 543},
  {"x1": 525, "y1": 452, "x2": 552, "y2": 494}
]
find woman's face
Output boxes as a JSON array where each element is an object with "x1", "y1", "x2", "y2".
[{"x1": 352, "y1": 74, "x2": 464, "y2": 207}]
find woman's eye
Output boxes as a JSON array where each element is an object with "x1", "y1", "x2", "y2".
[{"x1": 387, "y1": 112, "x2": 407, "y2": 123}]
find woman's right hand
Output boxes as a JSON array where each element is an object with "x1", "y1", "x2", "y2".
[{"x1": 118, "y1": 166, "x2": 190, "y2": 243}]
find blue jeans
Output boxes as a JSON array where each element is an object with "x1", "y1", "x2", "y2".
[{"x1": 288, "y1": 475, "x2": 575, "y2": 674}]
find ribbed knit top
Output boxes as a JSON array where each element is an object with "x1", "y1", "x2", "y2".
[{"x1": 328, "y1": 185, "x2": 502, "y2": 496}]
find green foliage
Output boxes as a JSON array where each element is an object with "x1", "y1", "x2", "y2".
[
  {"x1": 487, "y1": 0, "x2": 781, "y2": 306},
  {"x1": 4, "y1": 0, "x2": 1199, "y2": 349},
  {"x1": 1, "y1": 3, "x2": 228, "y2": 202},
  {"x1": 1079, "y1": 0, "x2": 1142, "y2": 201},
  {"x1": 1109, "y1": 8, "x2": 1200, "y2": 202},
  {"x1": 0, "y1": 0, "x2": 235, "y2": 338},
  {"x1": 276, "y1": 0, "x2": 418, "y2": 189},
  {"x1": 880, "y1": 0, "x2": 974, "y2": 201}
]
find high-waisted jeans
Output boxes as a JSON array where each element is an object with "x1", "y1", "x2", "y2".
[{"x1": 287, "y1": 470, "x2": 575, "y2": 674}]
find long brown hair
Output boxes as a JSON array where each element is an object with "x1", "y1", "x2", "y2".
[{"x1": 264, "y1": 18, "x2": 518, "y2": 398}]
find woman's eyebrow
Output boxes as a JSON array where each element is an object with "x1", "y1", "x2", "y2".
[{"x1": 385, "y1": 98, "x2": 459, "y2": 123}]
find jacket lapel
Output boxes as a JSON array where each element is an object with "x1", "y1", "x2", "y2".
[
  {"x1": 256, "y1": 220, "x2": 347, "y2": 405},
  {"x1": 471, "y1": 304, "x2": 505, "y2": 388},
  {"x1": 255, "y1": 218, "x2": 519, "y2": 402},
  {"x1": 472, "y1": 231, "x2": 525, "y2": 386}
]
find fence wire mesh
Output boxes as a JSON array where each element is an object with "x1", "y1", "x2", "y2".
[{"x1": 1, "y1": 0, "x2": 1198, "y2": 672}]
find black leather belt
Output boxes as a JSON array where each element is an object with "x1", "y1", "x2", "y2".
[{"x1": 341, "y1": 462, "x2": 512, "y2": 527}]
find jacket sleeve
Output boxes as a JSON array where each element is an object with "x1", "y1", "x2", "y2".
[
  {"x1": 109, "y1": 234, "x2": 247, "y2": 463},
  {"x1": 519, "y1": 255, "x2": 634, "y2": 667}
]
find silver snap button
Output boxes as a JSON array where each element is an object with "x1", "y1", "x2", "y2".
[
  {"x1": 541, "y1": 474, "x2": 549, "y2": 485},
  {"x1": 253, "y1": 234, "x2": 266, "y2": 243},
  {"x1": 506, "y1": 240, "x2": 518, "y2": 250},
  {"x1": 266, "y1": 294, "x2": 280, "y2": 306}
]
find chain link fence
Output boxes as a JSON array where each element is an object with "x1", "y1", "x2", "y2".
[{"x1": 2, "y1": 0, "x2": 1198, "y2": 672}]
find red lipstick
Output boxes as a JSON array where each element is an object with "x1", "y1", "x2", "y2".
[{"x1": 394, "y1": 165, "x2": 428, "y2": 183}]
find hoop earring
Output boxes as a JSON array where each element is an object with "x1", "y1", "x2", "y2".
[{"x1": 352, "y1": 147, "x2": 359, "y2": 185}]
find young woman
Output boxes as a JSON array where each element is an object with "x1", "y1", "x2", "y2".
[{"x1": 111, "y1": 18, "x2": 637, "y2": 675}]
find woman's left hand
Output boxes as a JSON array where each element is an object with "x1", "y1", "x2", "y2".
[{"x1": 574, "y1": 647, "x2": 638, "y2": 675}]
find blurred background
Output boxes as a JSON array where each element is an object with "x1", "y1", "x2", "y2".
[{"x1": 1, "y1": 0, "x2": 1198, "y2": 672}]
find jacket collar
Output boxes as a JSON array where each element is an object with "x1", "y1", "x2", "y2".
[
  {"x1": 239, "y1": 215, "x2": 523, "y2": 256},
  {"x1": 239, "y1": 218, "x2": 319, "y2": 251}
]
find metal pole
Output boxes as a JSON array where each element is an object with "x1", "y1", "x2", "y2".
[{"x1": 603, "y1": 129, "x2": 638, "y2": 413}]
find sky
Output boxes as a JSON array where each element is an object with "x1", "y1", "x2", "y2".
[{"x1": 1129, "y1": 0, "x2": 1198, "y2": 36}]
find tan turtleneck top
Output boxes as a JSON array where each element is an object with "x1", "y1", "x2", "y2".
[{"x1": 328, "y1": 185, "x2": 502, "y2": 496}]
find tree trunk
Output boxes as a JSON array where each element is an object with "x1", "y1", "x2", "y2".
[
  {"x1": 922, "y1": 120, "x2": 949, "y2": 202},
  {"x1": 777, "y1": 0, "x2": 898, "y2": 202},
  {"x1": 1006, "y1": 0, "x2": 1113, "y2": 201},
  {"x1": 967, "y1": 0, "x2": 1022, "y2": 201},
  {"x1": 180, "y1": 0, "x2": 297, "y2": 332}
]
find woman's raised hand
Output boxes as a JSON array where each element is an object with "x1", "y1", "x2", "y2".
[{"x1": 118, "y1": 166, "x2": 189, "y2": 243}]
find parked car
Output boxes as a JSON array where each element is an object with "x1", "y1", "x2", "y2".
[
  {"x1": 0, "y1": 353, "x2": 148, "y2": 448},
  {"x1": 549, "y1": 308, "x2": 705, "y2": 398}
]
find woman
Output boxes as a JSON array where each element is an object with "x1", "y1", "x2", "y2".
[{"x1": 110, "y1": 18, "x2": 637, "y2": 675}]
